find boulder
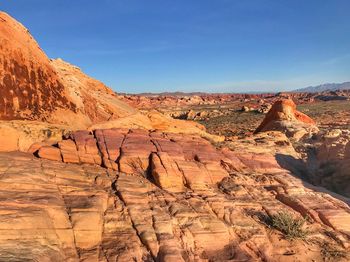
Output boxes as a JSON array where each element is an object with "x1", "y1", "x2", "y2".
[
  {"x1": 38, "y1": 146, "x2": 62, "y2": 161},
  {"x1": 254, "y1": 99, "x2": 318, "y2": 140}
]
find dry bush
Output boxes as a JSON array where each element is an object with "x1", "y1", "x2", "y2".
[{"x1": 269, "y1": 211, "x2": 308, "y2": 240}]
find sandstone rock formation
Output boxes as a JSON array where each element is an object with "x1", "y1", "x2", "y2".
[
  {"x1": 1, "y1": 10, "x2": 350, "y2": 262},
  {"x1": 308, "y1": 129, "x2": 350, "y2": 197},
  {"x1": 33, "y1": 128, "x2": 231, "y2": 192},
  {"x1": 50, "y1": 58, "x2": 139, "y2": 126},
  {"x1": 0, "y1": 12, "x2": 75, "y2": 121},
  {"x1": 0, "y1": 130, "x2": 348, "y2": 261},
  {"x1": 0, "y1": 11, "x2": 220, "y2": 146},
  {"x1": 254, "y1": 99, "x2": 319, "y2": 140},
  {"x1": 0, "y1": 11, "x2": 138, "y2": 128},
  {"x1": 0, "y1": 120, "x2": 70, "y2": 152},
  {"x1": 88, "y1": 110, "x2": 223, "y2": 143}
]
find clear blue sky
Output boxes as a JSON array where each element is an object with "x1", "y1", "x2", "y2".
[{"x1": 2, "y1": 0, "x2": 350, "y2": 93}]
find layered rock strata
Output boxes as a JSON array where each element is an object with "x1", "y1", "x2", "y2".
[
  {"x1": 34, "y1": 128, "x2": 233, "y2": 192},
  {"x1": 1, "y1": 142, "x2": 350, "y2": 260}
]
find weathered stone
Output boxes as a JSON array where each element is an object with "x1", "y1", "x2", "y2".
[
  {"x1": 151, "y1": 152, "x2": 184, "y2": 192},
  {"x1": 1, "y1": 150, "x2": 350, "y2": 261},
  {"x1": 58, "y1": 140, "x2": 80, "y2": 164},
  {"x1": 38, "y1": 146, "x2": 62, "y2": 162},
  {"x1": 72, "y1": 130, "x2": 102, "y2": 165},
  {"x1": 319, "y1": 209, "x2": 350, "y2": 237}
]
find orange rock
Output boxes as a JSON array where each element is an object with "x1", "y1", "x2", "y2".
[
  {"x1": 28, "y1": 142, "x2": 55, "y2": 154},
  {"x1": 38, "y1": 146, "x2": 62, "y2": 161},
  {"x1": 237, "y1": 153, "x2": 283, "y2": 173},
  {"x1": 220, "y1": 148, "x2": 247, "y2": 172},
  {"x1": 119, "y1": 131, "x2": 156, "y2": 174},
  {"x1": 318, "y1": 209, "x2": 350, "y2": 237},
  {"x1": 3, "y1": 136, "x2": 350, "y2": 261},
  {"x1": 255, "y1": 99, "x2": 316, "y2": 134},
  {"x1": 32, "y1": 128, "x2": 231, "y2": 189},
  {"x1": 0, "y1": 12, "x2": 155, "y2": 130},
  {"x1": 72, "y1": 131, "x2": 101, "y2": 165},
  {"x1": 0, "y1": 12, "x2": 75, "y2": 122},
  {"x1": 58, "y1": 140, "x2": 80, "y2": 163},
  {"x1": 176, "y1": 160, "x2": 213, "y2": 190},
  {"x1": 152, "y1": 137, "x2": 185, "y2": 160},
  {"x1": 151, "y1": 152, "x2": 184, "y2": 192}
]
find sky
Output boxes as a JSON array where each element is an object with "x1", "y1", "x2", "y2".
[{"x1": 1, "y1": 0, "x2": 350, "y2": 93}]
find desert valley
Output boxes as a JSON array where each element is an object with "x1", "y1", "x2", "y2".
[{"x1": 1, "y1": 9, "x2": 350, "y2": 262}]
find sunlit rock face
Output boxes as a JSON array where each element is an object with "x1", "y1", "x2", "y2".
[
  {"x1": 0, "y1": 128, "x2": 349, "y2": 261},
  {"x1": 0, "y1": 12, "x2": 75, "y2": 121},
  {"x1": 0, "y1": 12, "x2": 140, "y2": 129},
  {"x1": 254, "y1": 99, "x2": 318, "y2": 140}
]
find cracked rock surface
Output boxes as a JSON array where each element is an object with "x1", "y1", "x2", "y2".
[{"x1": 0, "y1": 129, "x2": 349, "y2": 261}]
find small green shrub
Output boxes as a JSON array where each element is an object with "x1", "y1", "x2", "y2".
[{"x1": 270, "y1": 211, "x2": 308, "y2": 240}]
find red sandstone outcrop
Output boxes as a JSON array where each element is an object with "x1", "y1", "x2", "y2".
[
  {"x1": 0, "y1": 11, "x2": 221, "y2": 146},
  {"x1": 254, "y1": 99, "x2": 319, "y2": 140},
  {"x1": 0, "y1": 11, "x2": 138, "y2": 128},
  {"x1": 3, "y1": 129, "x2": 346, "y2": 261},
  {"x1": 34, "y1": 128, "x2": 232, "y2": 191},
  {"x1": 50, "y1": 58, "x2": 139, "y2": 127},
  {"x1": 0, "y1": 12, "x2": 75, "y2": 121}
]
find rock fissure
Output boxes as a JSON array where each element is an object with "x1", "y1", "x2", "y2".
[{"x1": 111, "y1": 175, "x2": 154, "y2": 260}]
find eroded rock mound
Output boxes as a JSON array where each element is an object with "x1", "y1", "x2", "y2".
[
  {"x1": 0, "y1": 12, "x2": 143, "y2": 129},
  {"x1": 0, "y1": 12, "x2": 75, "y2": 120},
  {"x1": 254, "y1": 99, "x2": 318, "y2": 140},
  {"x1": 50, "y1": 58, "x2": 139, "y2": 127},
  {"x1": 0, "y1": 11, "x2": 220, "y2": 142}
]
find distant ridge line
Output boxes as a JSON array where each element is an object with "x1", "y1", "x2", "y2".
[{"x1": 294, "y1": 81, "x2": 350, "y2": 93}]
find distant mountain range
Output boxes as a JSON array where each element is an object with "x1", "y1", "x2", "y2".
[
  {"x1": 294, "y1": 82, "x2": 350, "y2": 93},
  {"x1": 120, "y1": 82, "x2": 350, "y2": 96},
  {"x1": 119, "y1": 91, "x2": 211, "y2": 97}
]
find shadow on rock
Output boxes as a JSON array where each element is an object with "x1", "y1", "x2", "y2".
[{"x1": 275, "y1": 153, "x2": 350, "y2": 206}]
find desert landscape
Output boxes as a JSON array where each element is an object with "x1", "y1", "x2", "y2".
[{"x1": 1, "y1": 5, "x2": 350, "y2": 262}]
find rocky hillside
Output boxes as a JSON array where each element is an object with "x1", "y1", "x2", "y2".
[
  {"x1": 0, "y1": 124, "x2": 347, "y2": 261},
  {"x1": 12, "y1": 100, "x2": 347, "y2": 261},
  {"x1": 0, "y1": 12, "x2": 141, "y2": 129},
  {"x1": 0, "y1": 12, "x2": 221, "y2": 150},
  {"x1": 0, "y1": 12, "x2": 75, "y2": 121}
]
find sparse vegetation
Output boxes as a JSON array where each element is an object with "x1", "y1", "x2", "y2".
[
  {"x1": 191, "y1": 100, "x2": 350, "y2": 139},
  {"x1": 127, "y1": 157, "x2": 148, "y2": 177},
  {"x1": 321, "y1": 242, "x2": 348, "y2": 261},
  {"x1": 269, "y1": 211, "x2": 308, "y2": 240}
]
